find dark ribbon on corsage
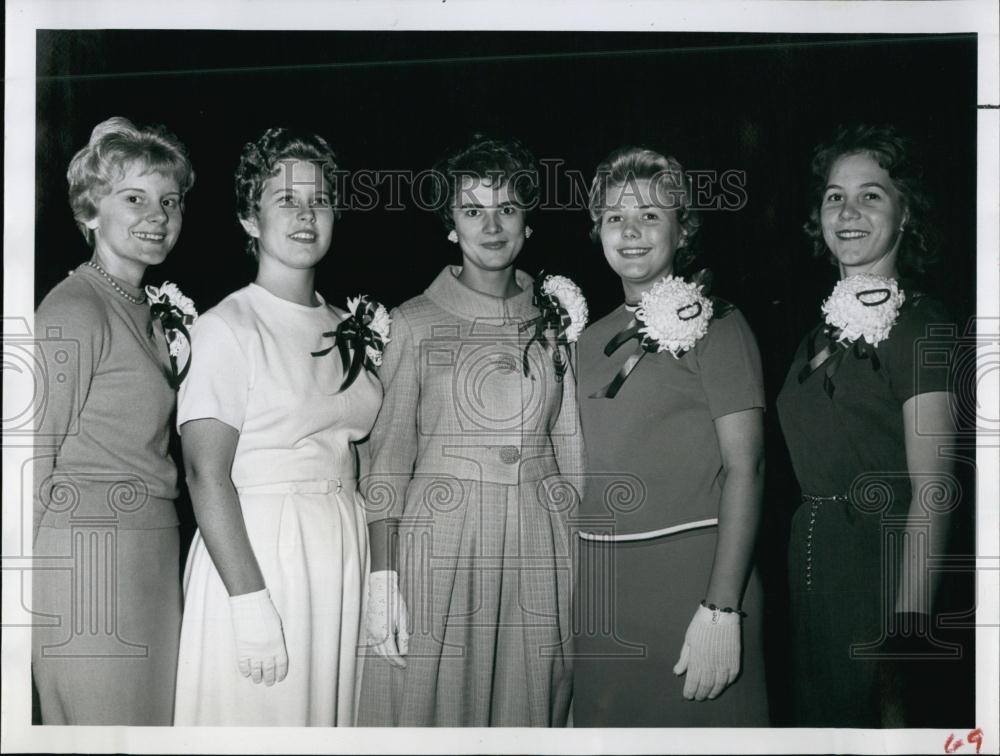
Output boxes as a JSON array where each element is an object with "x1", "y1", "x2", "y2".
[
  {"x1": 589, "y1": 318, "x2": 653, "y2": 398},
  {"x1": 797, "y1": 326, "x2": 880, "y2": 399},
  {"x1": 312, "y1": 297, "x2": 386, "y2": 392},
  {"x1": 149, "y1": 302, "x2": 194, "y2": 389},
  {"x1": 797, "y1": 285, "x2": 893, "y2": 398},
  {"x1": 520, "y1": 273, "x2": 571, "y2": 379},
  {"x1": 591, "y1": 269, "x2": 728, "y2": 399}
]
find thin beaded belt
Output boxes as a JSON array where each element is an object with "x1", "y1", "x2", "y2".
[
  {"x1": 801, "y1": 493, "x2": 848, "y2": 504},
  {"x1": 801, "y1": 493, "x2": 847, "y2": 591}
]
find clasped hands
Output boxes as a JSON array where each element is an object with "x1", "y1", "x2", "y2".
[{"x1": 672, "y1": 603, "x2": 742, "y2": 701}]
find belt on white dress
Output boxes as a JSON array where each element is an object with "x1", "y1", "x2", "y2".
[
  {"x1": 237, "y1": 478, "x2": 356, "y2": 495},
  {"x1": 577, "y1": 517, "x2": 719, "y2": 543}
]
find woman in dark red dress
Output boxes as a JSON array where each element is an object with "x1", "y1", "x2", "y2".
[{"x1": 573, "y1": 146, "x2": 769, "y2": 726}]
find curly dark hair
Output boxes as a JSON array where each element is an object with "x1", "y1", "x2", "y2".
[
  {"x1": 429, "y1": 134, "x2": 539, "y2": 231},
  {"x1": 804, "y1": 124, "x2": 935, "y2": 277},
  {"x1": 234, "y1": 128, "x2": 341, "y2": 259},
  {"x1": 587, "y1": 145, "x2": 702, "y2": 274}
]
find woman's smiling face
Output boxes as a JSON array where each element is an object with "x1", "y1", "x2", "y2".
[
  {"x1": 86, "y1": 161, "x2": 183, "y2": 279},
  {"x1": 599, "y1": 178, "x2": 684, "y2": 300},
  {"x1": 242, "y1": 158, "x2": 335, "y2": 271},
  {"x1": 820, "y1": 151, "x2": 908, "y2": 278}
]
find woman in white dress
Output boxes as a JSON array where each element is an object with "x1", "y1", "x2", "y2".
[{"x1": 173, "y1": 128, "x2": 382, "y2": 726}]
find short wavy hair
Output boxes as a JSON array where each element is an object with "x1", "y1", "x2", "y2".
[
  {"x1": 430, "y1": 134, "x2": 540, "y2": 231},
  {"x1": 234, "y1": 128, "x2": 341, "y2": 259},
  {"x1": 587, "y1": 146, "x2": 702, "y2": 273},
  {"x1": 804, "y1": 124, "x2": 935, "y2": 277},
  {"x1": 67, "y1": 116, "x2": 195, "y2": 248}
]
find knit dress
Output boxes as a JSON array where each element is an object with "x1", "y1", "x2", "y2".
[{"x1": 32, "y1": 262, "x2": 181, "y2": 725}]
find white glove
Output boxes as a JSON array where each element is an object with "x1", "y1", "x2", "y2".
[
  {"x1": 672, "y1": 604, "x2": 741, "y2": 701},
  {"x1": 366, "y1": 570, "x2": 409, "y2": 669},
  {"x1": 229, "y1": 588, "x2": 289, "y2": 686}
]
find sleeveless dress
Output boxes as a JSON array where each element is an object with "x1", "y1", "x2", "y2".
[
  {"x1": 573, "y1": 303, "x2": 770, "y2": 727},
  {"x1": 173, "y1": 283, "x2": 382, "y2": 726},
  {"x1": 776, "y1": 294, "x2": 957, "y2": 727}
]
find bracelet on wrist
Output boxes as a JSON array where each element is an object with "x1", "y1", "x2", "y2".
[{"x1": 701, "y1": 599, "x2": 747, "y2": 618}]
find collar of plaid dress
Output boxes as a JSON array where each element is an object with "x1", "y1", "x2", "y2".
[
  {"x1": 519, "y1": 272, "x2": 587, "y2": 378},
  {"x1": 145, "y1": 282, "x2": 198, "y2": 389},
  {"x1": 797, "y1": 276, "x2": 908, "y2": 398},
  {"x1": 311, "y1": 295, "x2": 390, "y2": 392},
  {"x1": 591, "y1": 269, "x2": 729, "y2": 398}
]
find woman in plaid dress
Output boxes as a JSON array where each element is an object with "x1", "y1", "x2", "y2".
[{"x1": 357, "y1": 135, "x2": 581, "y2": 726}]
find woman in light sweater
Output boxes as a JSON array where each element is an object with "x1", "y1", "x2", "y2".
[{"x1": 32, "y1": 116, "x2": 195, "y2": 724}]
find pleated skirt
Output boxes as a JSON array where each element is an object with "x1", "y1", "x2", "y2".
[
  {"x1": 174, "y1": 479, "x2": 368, "y2": 726},
  {"x1": 357, "y1": 478, "x2": 573, "y2": 726}
]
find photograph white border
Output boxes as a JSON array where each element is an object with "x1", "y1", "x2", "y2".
[{"x1": 4, "y1": 1, "x2": 998, "y2": 753}]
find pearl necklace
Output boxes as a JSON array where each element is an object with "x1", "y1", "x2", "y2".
[{"x1": 84, "y1": 261, "x2": 146, "y2": 305}]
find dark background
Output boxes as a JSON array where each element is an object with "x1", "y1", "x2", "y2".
[{"x1": 35, "y1": 30, "x2": 978, "y2": 726}]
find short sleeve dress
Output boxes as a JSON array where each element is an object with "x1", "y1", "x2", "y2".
[
  {"x1": 776, "y1": 294, "x2": 955, "y2": 727},
  {"x1": 573, "y1": 302, "x2": 770, "y2": 727},
  {"x1": 173, "y1": 283, "x2": 382, "y2": 726}
]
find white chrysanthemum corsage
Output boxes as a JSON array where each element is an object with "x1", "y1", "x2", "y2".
[
  {"x1": 636, "y1": 275, "x2": 714, "y2": 357},
  {"x1": 821, "y1": 273, "x2": 905, "y2": 347},
  {"x1": 539, "y1": 274, "x2": 589, "y2": 342}
]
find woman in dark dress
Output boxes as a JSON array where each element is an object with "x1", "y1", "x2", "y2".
[
  {"x1": 573, "y1": 146, "x2": 769, "y2": 726},
  {"x1": 776, "y1": 124, "x2": 959, "y2": 727}
]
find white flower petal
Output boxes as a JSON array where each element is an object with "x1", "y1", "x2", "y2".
[
  {"x1": 635, "y1": 275, "x2": 713, "y2": 356},
  {"x1": 822, "y1": 274, "x2": 904, "y2": 347},
  {"x1": 542, "y1": 274, "x2": 589, "y2": 343}
]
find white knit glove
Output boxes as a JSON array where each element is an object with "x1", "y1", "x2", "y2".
[
  {"x1": 672, "y1": 604, "x2": 741, "y2": 700},
  {"x1": 229, "y1": 588, "x2": 289, "y2": 686},
  {"x1": 366, "y1": 570, "x2": 409, "y2": 669}
]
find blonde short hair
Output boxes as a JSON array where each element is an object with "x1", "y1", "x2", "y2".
[{"x1": 67, "y1": 116, "x2": 195, "y2": 247}]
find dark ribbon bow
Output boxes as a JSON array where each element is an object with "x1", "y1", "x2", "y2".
[
  {"x1": 520, "y1": 273, "x2": 572, "y2": 378},
  {"x1": 797, "y1": 286, "x2": 895, "y2": 398},
  {"x1": 589, "y1": 318, "x2": 653, "y2": 398},
  {"x1": 149, "y1": 302, "x2": 194, "y2": 389},
  {"x1": 797, "y1": 326, "x2": 880, "y2": 398},
  {"x1": 591, "y1": 269, "x2": 727, "y2": 398},
  {"x1": 312, "y1": 297, "x2": 386, "y2": 392}
]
